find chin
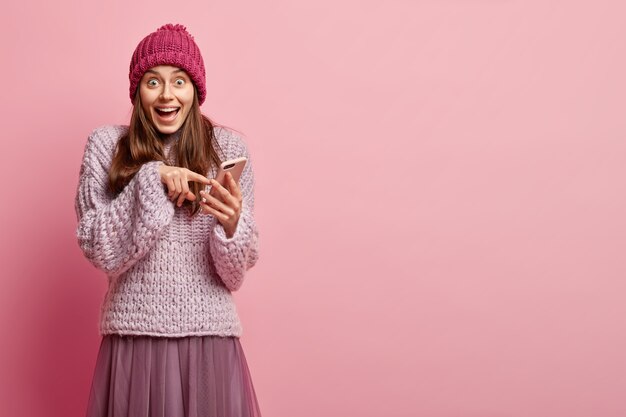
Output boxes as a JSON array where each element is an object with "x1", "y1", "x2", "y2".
[{"x1": 154, "y1": 124, "x2": 182, "y2": 135}]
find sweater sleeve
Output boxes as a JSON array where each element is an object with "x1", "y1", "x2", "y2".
[
  {"x1": 74, "y1": 126, "x2": 176, "y2": 277},
  {"x1": 209, "y1": 130, "x2": 260, "y2": 291}
]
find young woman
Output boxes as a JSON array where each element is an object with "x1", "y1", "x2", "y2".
[{"x1": 75, "y1": 23, "x2": 262, "y2": 417}]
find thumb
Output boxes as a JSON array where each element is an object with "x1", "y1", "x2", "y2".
[{"x1": 186, "y1": 190, "x2": 197, "y2": 201}]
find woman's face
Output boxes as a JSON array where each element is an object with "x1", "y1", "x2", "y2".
[{"x1": 139, "y1": 65, "x2": 195, "y2": 135}]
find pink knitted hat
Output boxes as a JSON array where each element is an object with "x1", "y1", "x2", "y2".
[{"x1": 128, "y1": 24, "x2": 206, "y2": 105}]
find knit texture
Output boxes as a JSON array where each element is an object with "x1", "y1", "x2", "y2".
[
  {"x1": 129, "y1": 23, "x2": 206, "y2": 105},
  {"x1": 74, "y1": 125, "x2": 259, "y2": 337}
]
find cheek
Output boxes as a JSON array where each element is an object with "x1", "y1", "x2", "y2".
[
  {"x1": 139, "y1": 87, "x2": 153, "y2": 113},
  {"x1": 181, "y1": 86, "x2": 195, "y2": 106}
]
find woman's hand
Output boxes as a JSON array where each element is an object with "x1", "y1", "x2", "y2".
[
  {"x1": 158, "y1": 165, "x2": 212, "y2": 207},
  {"x1": 199, "y1": 172, "x2": 243, "y2": 238}
]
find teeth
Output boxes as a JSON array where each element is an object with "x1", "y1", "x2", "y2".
[{"x1": 157, "y1": 107, "x2": 179, "y2": 112}]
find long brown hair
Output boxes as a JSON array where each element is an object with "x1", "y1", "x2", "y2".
[{"x1": 109, "y1": 87, "x2": 223, "y2": 217}]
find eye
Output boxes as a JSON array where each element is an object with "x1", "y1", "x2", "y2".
[
  {"x1": 175, "y1": 78, "x2": 186, "y2": 86},
  {"x1": 147, "y1": 79, "x2": 159, "y2": 87}
]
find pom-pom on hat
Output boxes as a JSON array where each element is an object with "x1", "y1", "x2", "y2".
[{"x1": 128, "y1": 23, "x2": 206, "y2": 105}]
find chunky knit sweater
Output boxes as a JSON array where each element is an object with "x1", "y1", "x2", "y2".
[{"x1": 74, "y1": 124, "x2": 259, "y2": 337}]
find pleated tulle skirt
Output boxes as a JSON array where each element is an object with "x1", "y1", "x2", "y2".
[{"x1": 85, "y1": 334, "x2": 262, "y2": 417}]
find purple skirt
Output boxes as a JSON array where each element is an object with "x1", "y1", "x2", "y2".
[{"x1": 85, "y1": 334, "x2": 262, "y2": 417}]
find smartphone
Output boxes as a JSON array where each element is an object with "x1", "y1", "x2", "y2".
[{"x1": 213, "y1": 156, "x2": 247, "y2": 187}]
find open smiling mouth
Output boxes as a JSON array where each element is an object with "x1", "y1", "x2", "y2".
[{"x1": 155, "y1": 107, "x2": 180, "y2": 120}]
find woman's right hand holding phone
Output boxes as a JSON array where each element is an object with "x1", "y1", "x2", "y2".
[{"x1": 158, "y1": 165, "x2": 212, "y2": 207}]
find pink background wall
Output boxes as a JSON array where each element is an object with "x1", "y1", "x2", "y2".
[{"x1": 1, "y1": 1, "x2": 625, "y2": 416}]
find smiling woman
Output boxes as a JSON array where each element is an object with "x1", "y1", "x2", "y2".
[
  {"x1": 140, "y1": 67, "x2": 194, "y2": 134},
  {"x1": 75, "y1": 23, "x2": 262, "y2": 417}
]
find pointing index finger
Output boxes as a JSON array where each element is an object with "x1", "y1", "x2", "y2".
[{"x1": 188, "y1": 172, "x2": 212, "y2": 185}]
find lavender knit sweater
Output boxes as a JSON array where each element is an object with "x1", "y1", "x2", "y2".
[{"x1": 74, "y1": 124, "x2": 259, "y2": 337}]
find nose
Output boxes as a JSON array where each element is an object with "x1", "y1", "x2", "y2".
[{"x1": 160, "y1": 83, "x2": 173, "y2": 100}]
